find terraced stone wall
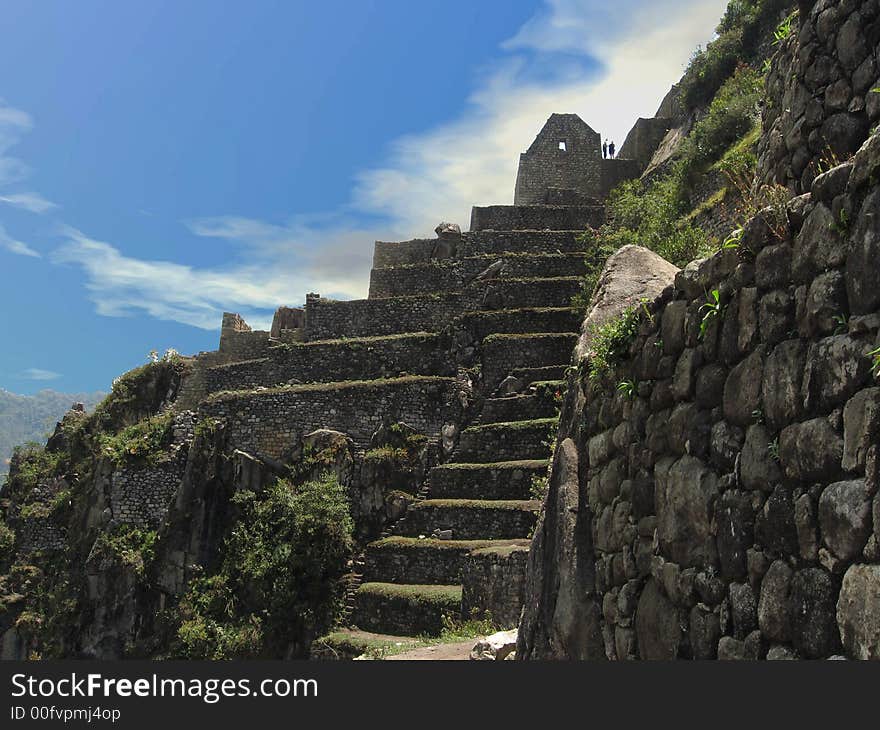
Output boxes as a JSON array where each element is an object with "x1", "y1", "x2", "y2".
[
  {"x1": 470, "y1": 205, "x2": 604, "y2": 233},
  {"x1": 520, "y1": 136, "x2": 880, "y2": 660},
  {"x1": 757, "y1": 0, "x2": 880, "y2": 193},
  {"x1": 204, "y1": 333, "x2": 456, "y2": 393},
  {"x1": 304, "y1": 278, "x2": 581, "y2": 341},
  {"x1": 462, "y1": 545, "x2": 529, "y2": 627},
  {"x1": 110, "y1": 459, "x2": 186, "y2": 528},
  {"x1": 201, "y1": 377, "x2": 467, "y2": 458}
]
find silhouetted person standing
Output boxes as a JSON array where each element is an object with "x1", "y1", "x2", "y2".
[
  {"x1": 603, "y1": 140, "x2": 608, "y2": 159},
  {"x1": 609, "y1": 141, "x2": 616, "y2": 159}
]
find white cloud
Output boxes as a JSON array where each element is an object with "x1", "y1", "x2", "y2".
[
  {"x1": 0, "y1": 100, "x2": 33, "y2": 187},
  {"x1": 52, "y1": 225, "x2": 376, "y2": 330},
  {"x1": 54, "y1": 0, "x2": 727, "y2": 330},
  {"x1": 0, "y1": 224, "x2": 40, "y2": 258},
  {"x1": 0, "y1": 191, "x2": 58, "y2": 214},
  {"x1": 21, "y1": 368, "x2": 61, "y2": 381}
]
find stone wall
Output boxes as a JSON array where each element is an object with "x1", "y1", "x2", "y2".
[
  {"x1": 201, "y1": 376, "x2": 466, "y2": 458},
  {"x1": 519, "y1": 133, "x2": 880, "y2": 660},
  {"x1": 204, "y1": 333, "x2": 456, "y2": 393},
  {"x1": 110, "y1": 460, "x2": 185, "y2": 529},
  {"x1": 372, "y1": 231, "x2": 587, "y2": 270},
  {"x1": 368, "y1": 254, "x2": 587, "y2": 299},
  {"x1": 757, "y1": 0, "x2": 879, "y2": 193},
  {"x1": 304, "y1": 278, "x2": 581, "y2": 341},
  {"x1": 514, "y1": 114, "x2": 603, "y2": 205},
  {"x1": 218, "y1": 313, "x2": 272, "y2": 361},
  {"x1": 462, "y1": 545, "x2": 529, "y2": 627},
  {"x1": 11, "y1": 477, "x2": 68, "y2": 555},
  {"x1": 470, "y1": 205, "x2": 604, "y2": 233}
]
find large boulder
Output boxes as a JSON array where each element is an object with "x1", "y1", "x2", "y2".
[
  {"x1": 837, "y1": 564, "x2": 880, "y2": 659},
  {"x1": 576, "y1": 245, "x2": 678, "y2": 360},
  {"x1": 470, "y1": 629, "x2": 518, "y2": 661}
]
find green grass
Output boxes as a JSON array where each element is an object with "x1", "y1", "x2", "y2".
[
  {"x1": 357, "y1": 582, "x2": 462, "y2": 605},
  {"x1": 412, "y1": 499, "x2": 539, "y2": 511},
  {"x1": 315, "y1": 631, "x2": 421, "y2": 659},
  {"x1": 369, "y1": 536, "x2": 529, "y2": 551},
  {"x1": 469, "y1": 544, "x2": 530, "y2": 559},
  {"x1": 208, "y1": 374, "x2": 453, "y2": 401},
  {"x1": 462, "y1": 418, "x2": 557, "y2": 434},
  {"x1": 483, "y1": 332, "x2": 578, "y2": 343},
  {"x1": 432, "y1": 459, "x2": 550, "y2": 471}
]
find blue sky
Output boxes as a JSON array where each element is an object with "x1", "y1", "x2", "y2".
[{"x1": 0, "y1": 0, "x2": 725, "y2": 395}]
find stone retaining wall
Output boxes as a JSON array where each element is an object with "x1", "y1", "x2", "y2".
[{"x1": 519, "y1": 135, "x2": 880, "y2": 660}]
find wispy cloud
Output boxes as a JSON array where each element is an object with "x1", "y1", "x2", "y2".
[
  {"x1": 53, "y1": 0, "x2": 725, "y2": 330},
  {"x1": 0, "y1": 100, "x2": 33, "y2": 186},
  {"x1": 21, "y1": 368, "x2": 61, "y2": 381},
  {"x1": 52, "y1": 224, "x2": 375, "y2": 330},
  {"x1": 0, "y1": 224, "x2": 40, "y2": 258},
  {"x1": 0, "y1": 191, "x2": 58, "y2": 214}
]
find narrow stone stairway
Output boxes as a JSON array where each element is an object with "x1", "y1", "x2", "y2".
[{"x1": 319, "y1": 208, "x2": 591, "y2": 657}]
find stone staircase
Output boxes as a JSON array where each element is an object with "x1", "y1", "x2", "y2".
[{"x1": 316, "y1": 206, "x2": 590, "y2": 655}]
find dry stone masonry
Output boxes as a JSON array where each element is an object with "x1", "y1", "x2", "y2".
[{"x1": 520, "y1": 85, "x2": 880, "y2": 664}]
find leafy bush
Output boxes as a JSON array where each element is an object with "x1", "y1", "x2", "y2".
[
  {"x1": 0, "y1": 522, "x2": 15, "y2": 565},
  {"x1": 680, "y1": 65, "x2": 764, "y2": 176},
  {"x1": 98, "y1": 411, "x2": 175, "y2": 467},
  {"x1": 680, "y1": 0, "x2": 792, "y2": 107},
  {"x1": 172, "y1": 471, "x2": 353, "y2": 659},
  {"x1": 93, "y1": 525, "x2": 158, "y2": 578},
  {"x1": 585, "y1": 308, "x2": 642, "y2": 384}
]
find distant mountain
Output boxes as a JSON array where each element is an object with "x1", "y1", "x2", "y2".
[{"x1": 0, "y1": 389, "x2": 105, "y2": 479}]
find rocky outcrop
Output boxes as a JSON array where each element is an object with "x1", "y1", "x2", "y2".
[{"x1": 576, "y1": 245, "x2": 680, "y2": 360}]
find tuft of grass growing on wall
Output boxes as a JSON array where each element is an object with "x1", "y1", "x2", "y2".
[{"x1": 585, "y1": 307, "x2": 641, "y2": 385}]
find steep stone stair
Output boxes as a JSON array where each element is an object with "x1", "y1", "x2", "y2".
[{"x1": 322, "y1": 211, "x2": 591, "y2": 653}]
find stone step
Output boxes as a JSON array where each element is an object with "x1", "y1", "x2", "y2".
[
  {"x1": 481, "y1": 394, "x2": 557, "y2": 424},
  {"x1": 369, "y1": 253, "x2": 589, "y2": 298},
  {"x1": 372, "y1": 231, "x2": 588, "y2": 269},
  {"x1": 352, "y1": 583, "x2": 463, "y2": 637},
  {"x1": 200, "y1": 375, "x2": 460, "y2": 459},
  {"x1": 454, "y1": 419, "x2": 557, "y2": 463},
  {"x1": 457, "y1": 307, "x2": 582, "y2": 340},
  {"x1": 460, "y1": 230, "x2": 588, "y2": 256},
  {"x1": 312, "y1": 630, "x2": 420, "y2": 660},
  {"x1": 470, "y1": 204, "x2": 604, "y2": 232},
  {"x1": 395, "y1": 499, "x2": 540, "y2": 540},
  {"x1": 482, "y1": 332, "x2": 577, "y2": 391},
  {"x1": 304, "y1": 278, "x2": 581, "y2": 341},
  {"x1": 510, "y1": 366, "x2": 569, "y2": 388},
  {"x1": 311, "y1": 629, "x2": 422, "y2": 660},
  {"x1": 364, "y1": 537, "x2": 530, "y2": 585},
  {"x1": 429, "y1": 459, "x2": 549, "y2": 500},
  {"x1": 204, "y1": 332, "x2": 455, "y2": 393}
]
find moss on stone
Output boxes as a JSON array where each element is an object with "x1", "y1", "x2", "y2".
[
  {"x1": 208, "y1": 374, "x2": 453, "y2": 402},
  {"x1": 432, "y1": 459, "x2": 550, "y2": 471},
  {"x1": 369, "y1": 536, "x2": 529, "y2": 552},
  {"x1": 462, "y1": 418, "x2": 557, "y2": 435},
  {"x1": 412, "y1": 499, "x2": 540, "y2": 511},
  {"x1": 357, "y1": 582, "x2": 462, "y2": 605}
]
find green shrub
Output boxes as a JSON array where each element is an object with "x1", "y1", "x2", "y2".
[
  {"x1": 681, "y1": 65, "x2": 763, "y2": 176},
  {"x1": 680, "y1": 0, "x2": 792, "y2": 107},
  {"x1": 585, "y1": 308, "x2": 641, "y2": 384},
  {"x1": 98, "y1": 411, "x2": 175, "y2": 467},
  {"x1": 0, "y1": 522, "x2": 15, "y2": 565},
  {"x1": 93, "y1": 525, "x2": 158, "y2": 578},
  {"x1": 172, "y1": 471, "x2": 353, "y2": 659}
]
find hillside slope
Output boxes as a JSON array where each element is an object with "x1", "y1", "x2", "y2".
[{"x1": 0, "y1": 390, "x2": 104, "y2": 480}]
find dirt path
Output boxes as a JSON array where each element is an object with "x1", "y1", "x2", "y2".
[{"x1": 386, "y1": 639, "x2": 474, "y2": 660}]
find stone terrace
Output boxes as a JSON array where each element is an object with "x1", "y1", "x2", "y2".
[{"x1": 317, "y1": 205, "x2": 595, "y2": 653}]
